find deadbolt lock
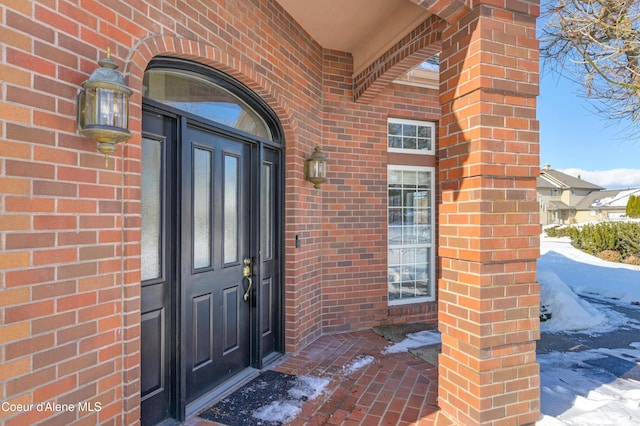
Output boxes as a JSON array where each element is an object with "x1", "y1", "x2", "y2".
[{"x1": 243, "y1": 257, "x2": 251, "y2": 278}]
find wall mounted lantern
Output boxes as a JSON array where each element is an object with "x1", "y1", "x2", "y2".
[
  {"x1": 305, "y1": 145, "x2": 327, "y2": 189},
  {"x1": 77, "y1": 48, "x2": 132, "y2": 166}
]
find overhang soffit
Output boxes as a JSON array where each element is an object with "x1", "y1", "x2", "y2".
[
  {"x1": 409, "y1": 0, "x2": 470, "y2": 24},
  {"x1": 274, "y1": 0, "x2": 438, "y2": 74}
]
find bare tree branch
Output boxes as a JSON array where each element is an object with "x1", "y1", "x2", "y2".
[{"x1": 541, "y1": 0, "x2": 640, "y2": 123}]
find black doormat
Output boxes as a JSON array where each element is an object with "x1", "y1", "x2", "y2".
[{"x1": 198, "y1": 370, "x2": 302, "y2": 426}]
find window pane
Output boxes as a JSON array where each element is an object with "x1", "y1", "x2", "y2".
[
  {"x1": 388, "y1": 189, "x2": 402, "y2": 207},
  {"x1": 193, "y1": 148, "x2": 212, "y2": 269},
  {"x1": 387, "y1": 119, "x2": 434, "y2": 154},
  {"x1": 388, "y1": 122, "x2": 402, "y2": 135},
  {"x1": 388, "y1": 248, "x2": 401, "y2": 265},
  {"x1": 389, "y1": 136, "x2": 402, "y2": 148},
  {"x1": 388, "y1": 169, "x2": 402, "y2": 185},
  {"x1": 401, "y1": 280, "x2": 417, "y2": 298},
  {"x1": 388, "y1": 226, "x2": 402, "y2": 244},
  {"x1": 261, "y1": 163, "x2": 273, "y2": 259},
  {"x1": 403, "y1": 137, "x2": 416, "y2": 149},
  {"x1": 224, "y1": 155, "x2": 239, "y2": 264},
  {"x1": 144, "y1": 69, "x2": 272, "y2": 140},
  {"x1": 418, "y1": 125, "x2": 431, "y2": 138},
  {"x1": 403, "y1": 171, "x2": 417, "y2": 185},
  {"x1": 141, "y1": 137, "x2": 162, "y2": 281},
  {"x1": 404, "y1": 190, "x2": 416, "y2": 209},
  {"x1": 389, "y1": 208, "x2": 402, "y2": 225},
  {"x1": 417, "y1": 138, "x2": 430, "y2": 150},
  {"x1": 403, "y1": 225, "x2": 417, "y2": 245},
  {"x1": 417, "y1": 225, "x2": 431, "y2": 244},
  {"x1": 387, "y1": 166, "x2": 434, "y2": 303},
  {"x1": 402, "y1": 124, "x2": 416, "y2": 137}
]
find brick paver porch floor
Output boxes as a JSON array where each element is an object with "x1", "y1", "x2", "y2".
[{"x1": 185, "y1": 329, "x2": 450, "y2": 426}]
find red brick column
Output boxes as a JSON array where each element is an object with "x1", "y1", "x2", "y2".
[{"x1": 437, "y1": 2, "x2": 541, "y2": 425}]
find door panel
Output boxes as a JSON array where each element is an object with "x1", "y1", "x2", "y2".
[
  {"x1": 192, "y1": 294, "x2": 213, "y2": 368},
  {"x1": 259, "y1": 148, "x2": 282, "y2": 360},
  {"x1": 222, "y1": 286, "x2": 240, "y2": 352},
  {"x1": 140, "y1": 110, "x2": 176, "y2": 426},
  {"x1": 182, "y1": 123, "x2": 252, "y2": 402},
  {"x1": 141, "y1": 308, "x2": 164, "y2": 394}
]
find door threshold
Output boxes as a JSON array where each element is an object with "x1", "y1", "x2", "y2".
[{"x1": 185, "y1": 367, "x2": 259, "y2": 419}]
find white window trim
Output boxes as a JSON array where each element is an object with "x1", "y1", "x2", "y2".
[
  {"x1": 387, "y1": 165, "x2": 436, "y2": 305},
  {"x1": 387, "y1": 118, "x2": 436, "y2": 155}
]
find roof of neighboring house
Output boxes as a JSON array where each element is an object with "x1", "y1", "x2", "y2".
[
  {"x1": 539, "y1": 168, "x2": 604, "y2": 191},
  {"x1": 546, "y1": 200, "x2": 572, "y2": 210},
  {"x1": 576, "y1": 188, "x2": 640, "y2": 209},
  {"x1": 536, "y1": 176, "x2": 558, "y2": 189}
]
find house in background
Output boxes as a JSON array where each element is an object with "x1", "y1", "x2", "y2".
[
  {"x1": 0, "y1": 1, "x2": 541, "y2": 425},
  {"x1": 538, "y1": 165, "x2": 604, "y2": 225},
  {"x1": 538, "y1": 165, "x2": 640, "y2": 225},
  {"x1": 576, "y1": 188, "x2": 640, "y2": 222}
]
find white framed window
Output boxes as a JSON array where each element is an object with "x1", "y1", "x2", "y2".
[
  {"x1": 387, "y1": 165, "x2": 435, "y2": 304},
  {"x1": 387, "y1": 118, "x2": 435, "y2": 155}
]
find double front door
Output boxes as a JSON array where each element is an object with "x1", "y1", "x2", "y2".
[{"x1": 140, "y1": 106, "x2": 282, "y2": 425}]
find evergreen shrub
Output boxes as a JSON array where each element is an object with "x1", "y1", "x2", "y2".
[
  {"x1": 626, "y1": 195, "x2": 640, "y2": 218},
  {"x1": 545, "y1": 226, "x2": 568, "y2": 238},
  {"x1": 566, "y1": 222, "x2": 640, "y2": 262}
]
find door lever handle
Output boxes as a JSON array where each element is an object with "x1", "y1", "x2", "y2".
[
  {"x1": 243, "y1": 277, "x2": 253, "y2": 302},
  {"x1": 242, "y1": 257, "x2": 252, "y2": 301}
]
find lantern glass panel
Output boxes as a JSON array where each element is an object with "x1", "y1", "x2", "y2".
[
  {"x1": 309, "y1": 160, "x2": 325, "y2": 179},
  {"x1": 84, "y1": 88, "x2": 97, "y2": 126},
  {"x1": 83, "y1": 88, "x2": 129, "y2": 129}
]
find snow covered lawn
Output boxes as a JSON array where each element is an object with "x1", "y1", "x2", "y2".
[{"x1": 538, "y1": 235, "x2": 640, "y2": 425}]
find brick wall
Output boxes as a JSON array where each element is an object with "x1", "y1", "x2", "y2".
[
  {"x1": 0, "y1": 1, "x2": 443, "y2": 424},
  {"x1": 321, "y1": 49, "x2": 441, "y2": 333},
  {"x1": 2, "y1": 1, "x2": 136, "y2": 424}
]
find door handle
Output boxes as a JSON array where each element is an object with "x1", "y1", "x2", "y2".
[{"x1": 242, "y1": 258, "x2": 252, "y2": 302}]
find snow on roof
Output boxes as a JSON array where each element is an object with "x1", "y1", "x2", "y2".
[{"x1": 589, "y1": 188, "x2": 640, "y2": 208}]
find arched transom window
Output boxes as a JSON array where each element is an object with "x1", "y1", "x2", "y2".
[{"x1": 143, "y1": 68, "x2": 273, "y2": 141}]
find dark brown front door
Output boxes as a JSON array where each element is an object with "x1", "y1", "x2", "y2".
[{"x1": 181, "y1": 123, "x2": 252, "y2": 400}]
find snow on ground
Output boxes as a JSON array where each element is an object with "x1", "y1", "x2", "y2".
[
  {"x1": 382, "y1": 330, "x2": 441, "y2": 354},
  {"x1": 538, "y1": 235, "x2": 640, "y2": 425},
  {"x1": 540, "y1": 236, "x2": 640, "y2": 304},
  {"x1": 538, "y1": 344, "x2": 640, "y2": 426},
  {"x1": 343, "y1": 355, "x2": 375, "y2": 375},
  {"x1": 539, "y1": 236, "x2": 640, "y2": 333},
  {"x1": 539, "y1": 267, "x2": 612, "y2": 333},
  {"x1": 538, "y1": 345, "x2": 640, "y2": 426},
  {"x1": 252, "y1": 375, "x2": 329, "y2": 423}
]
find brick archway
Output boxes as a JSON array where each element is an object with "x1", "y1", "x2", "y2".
[
  {"x1": 118, "y1": 35, "x2": 304, "y2": 423},
  {"x1": 123, "y1": 35, "x2": 297, "y2": 144}
]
